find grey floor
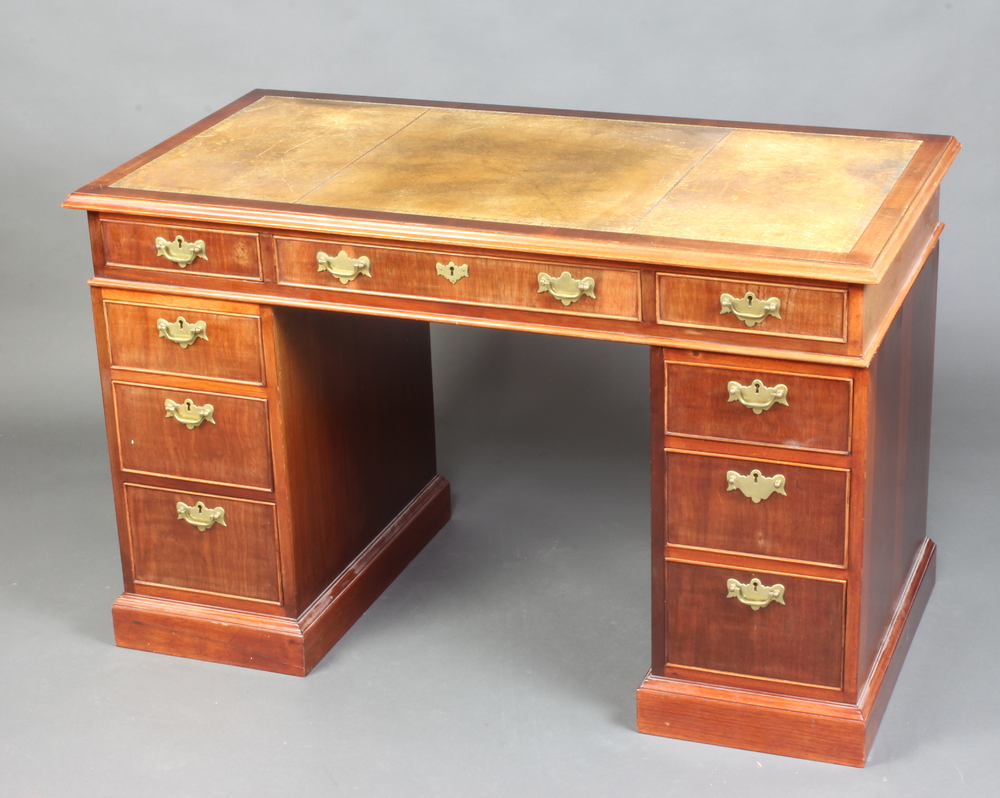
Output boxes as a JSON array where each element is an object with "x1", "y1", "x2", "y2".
[{"x1": 4, "y1": 1, "x2": 1000, "y2": 795}]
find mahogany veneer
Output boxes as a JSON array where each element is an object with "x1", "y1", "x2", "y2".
[
  {"x1": 65, "y1": 90, "x2": 958, "y2": 765},
  {"x1": 103, "y1": 296, "x2": 265, "y2": 384},
  {"x1": 664, "y1": 450, "x2": 849, "y2": 566}
]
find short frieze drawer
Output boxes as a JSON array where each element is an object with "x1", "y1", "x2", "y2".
[
  {"x1": 656, "y1": 272, "x2": 849, "y2": 343},
  {"x1": 101, "y1": 218, "x2": 262, "y2": 281}
]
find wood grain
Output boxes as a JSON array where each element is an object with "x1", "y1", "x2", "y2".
[
  {"x1": 266, "y1": 306, "x2": 439, "y2": 615},
  {"x1": 665, "y1": 359, "x2": 854, "y2": 453},
  {"x1": 111, "y1": 475, "x2": 451, "y2": 675},
  {"x1": 103, "y1": 295, "x2": 265, "y2": 384},
  {"x1": 862, "y1": 195, "x2": 940, "y2": 353},
  {"x1": 92, "y1": 272, "x2": 894, "y2": 368},
  {"x1": 113, "y1": 382, "x2": 273, "y2": 491},
  {"x1": 664, "y1": 560, "x2": 846, "y2": 689},
  {"x1": 72, "y1": 93, "x2": 955, "y2": 764},
  {"x1": 656, "y1": 272, "x2": 848, "y2": 342},
  {"x1": 125, "y1": 483, "x2": 282, "y2": 604},
  {"x1": 102, "y1": 218, "x2": 262, "y2": 280},
  {"x1": 637, "y1": 537, "x2": 936, "y2": 766},
  {"x1": 275, "y1": 235, "x2": 642, "y2": 321},
  {"x1": 638, "y1": 673, "x2": 868, "y2": 766},
  {"x1": 859, "y1": 249, "x2": 938, "y2": 678},
  {"x1": 665, "y1": 449, "x2": 849, "y2": 565},
  {"x1": 65, "y1": 91, "x2": 960, "y2": 285}
]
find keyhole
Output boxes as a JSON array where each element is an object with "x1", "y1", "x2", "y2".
[{"x1": 449, "y1": 265, "x2": 455, "y2": 276}]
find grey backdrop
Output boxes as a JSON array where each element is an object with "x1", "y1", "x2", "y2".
[{"x1": 2, "y1": 1, "x2": 998, "y2": 795}]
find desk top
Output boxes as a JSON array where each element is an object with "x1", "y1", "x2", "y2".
[{"x1": 67, "y1": 90, "x2": 958, "y2": 283}]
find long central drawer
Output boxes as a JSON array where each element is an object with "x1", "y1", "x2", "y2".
[{"x1": 275, "y1": 236, "x2": 642, "y2": 321}]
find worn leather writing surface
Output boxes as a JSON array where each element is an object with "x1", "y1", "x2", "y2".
[{"x1": 114, "y1": 95, "x2": 919, "y2": 254}]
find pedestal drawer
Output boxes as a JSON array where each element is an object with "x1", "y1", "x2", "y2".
[
  {"x1": 102, "y1": 218, "x2": 262, "y2": 280},
  {"x1": 665, "y1": 450, "x2": 848, "y2": 565},
  {"x1": 114, "y1": 382, "x2": 273, "y2": 491},
  {"x1": 665, "y1": 361, "x2": 853, "y2": 453},
  {"x1": 665, "y1": 561, "x2": 845, "y2": 689},
  {"x1": 275, "y1": 236, "x2": 641, "y2": 321},
  {"x1": 103, "y1": 298, "x2": 265, "y2": 385},
  {"x1": 125, "y1": 484, "x2": 281, "y2": 604}
]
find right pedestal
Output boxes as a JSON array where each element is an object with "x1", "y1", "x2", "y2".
[{"x1": 641, "y1": 250, "x2": 939, "y2": 766}]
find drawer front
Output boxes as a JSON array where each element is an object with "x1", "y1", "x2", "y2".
[
  {"x1": 104, "y1": 299, "x2": 265, "y2": 384},
  {"x1": 125, "y1": 484, "x2": 281, "y2": 604},
  {"x1": 102, "y1": 219, "x2": 262, "y2": 280},
  {"x1": 665, "y1": 362, "x2": 853, "y2": 453},
  {"x1": 114, "y1": 382, "x2": 272, "y2": 490},
  {"x1": 657, "y1": 273, "x2": 848, "y2": 342},
  {"x1": 665, "y1": 561, "x2": 845, "y2": 689},
  {"x1": 275, "y1": 237, "x2": 641, "y2": 321},
  {"x1": 665, "y1": 451, "x2": 848, "y2": 565}
]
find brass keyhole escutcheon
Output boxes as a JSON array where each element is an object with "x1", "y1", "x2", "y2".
[
  {"x1": 436, "y1": 261, "x2": 469, "y2": 284},
  {"x1": 726, "y1": 469, "x2": 786, "y2": 503}
]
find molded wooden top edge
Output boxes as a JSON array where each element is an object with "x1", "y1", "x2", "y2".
[{"x1": 65, "y1": 90, "x2": 960, "y2": 285}]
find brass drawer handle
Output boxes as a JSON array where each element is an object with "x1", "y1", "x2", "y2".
[
  {"x1": 176, "y1": 500, "x2": 226, "y2": 532},
  {"x1": 164, "y1": 398, "x2": 215, "y2": 429},
  {"x1": 726, "y1": 469, "x2": 786, "y2": 503},
  {"x1": 436, "y1": 261, "x2": 469, "y2": 284},
  {"x1": 719, "y1": 291, "x2": 781, "y2": 327},
  {"x1": 727, "y1": 379, "x2": 788, "y2": 414},
  {"x1": 537, "y1": 271, "x2": 596, "y2": 306},
  {"x1": 726, "y1": 577, "x2": 785, "y2": 611},
  {"x1": 156, "y1": 316, "x2": 208, "y2": 349},
  {"x1": 155, "y1": 235, "x2": 207, "y2": 268},
  {"x1": 317, "y1": 250, "x2": 372, "y2": 284}
]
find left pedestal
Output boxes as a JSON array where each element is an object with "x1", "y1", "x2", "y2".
[{"x1": 92, "y1": 286, "x2": 451, "y2": 675}]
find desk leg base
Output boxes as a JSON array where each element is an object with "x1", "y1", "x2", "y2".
[
  {"x1": 111, "y1": 476, "x2": 451, "y2": 675},
  {"x1": 637, "y1": 538, "x2": 935, "y2": 766}
]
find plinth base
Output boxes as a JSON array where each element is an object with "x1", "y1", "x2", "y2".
[
  {"x1": 112, "y1": 476, "x2": 451, "y2": 675},
  {"x1": 637, "y1": 539, "x2": 935, "y2": 766}
]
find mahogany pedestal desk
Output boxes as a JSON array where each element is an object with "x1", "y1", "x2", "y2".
[{"x1": 65, "y1": 91, "x2": 959, "y2": 767}]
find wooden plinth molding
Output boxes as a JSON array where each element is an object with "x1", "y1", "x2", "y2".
[
  {"x1": 111, "y1": 476, "x2": 451, "y2": 675},
  {"x1": 637, "y1": 538, "x2": 936, "y2": 767}
]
